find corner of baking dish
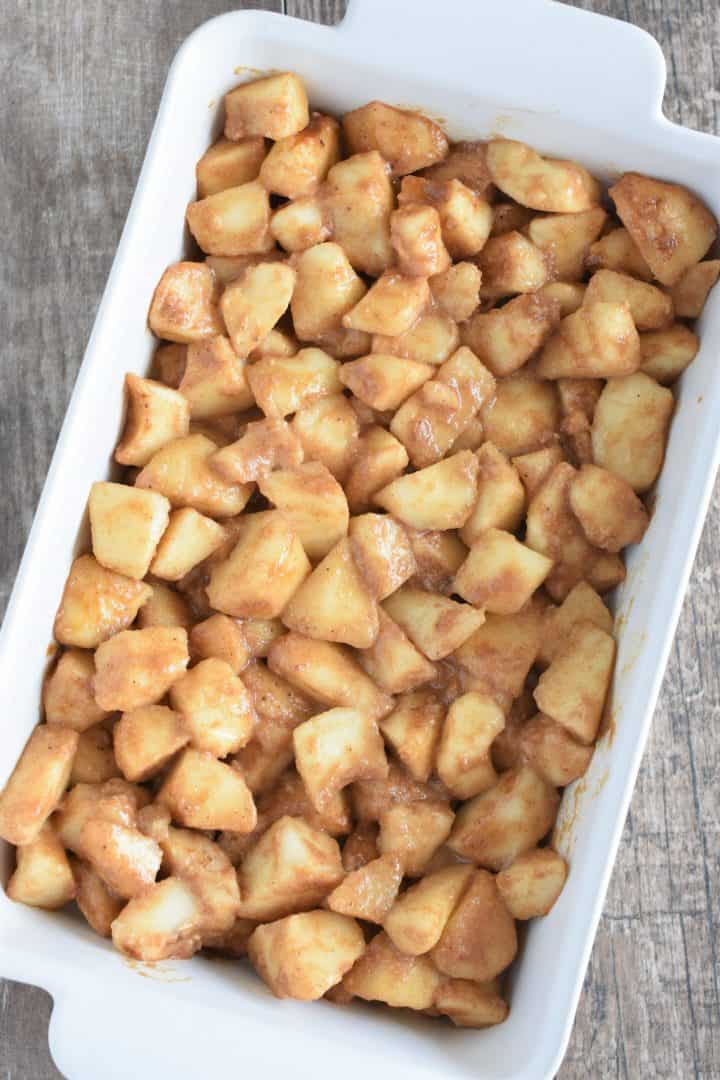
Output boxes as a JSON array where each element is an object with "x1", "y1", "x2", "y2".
[{"x1": 1, "y1": 2, "x2": 720, "y2": 1079}]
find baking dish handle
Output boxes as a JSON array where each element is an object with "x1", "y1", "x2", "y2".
[{"x1": 339, "y1": 0, "x2": 668, "y2": 130}]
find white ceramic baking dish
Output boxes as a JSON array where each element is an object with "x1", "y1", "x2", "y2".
[{"x1": 1, "y1": 1, "x2": 719, "y2": 1076}]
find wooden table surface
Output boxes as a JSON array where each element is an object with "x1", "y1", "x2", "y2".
[{"x1": 1, "y1": 1, "x2": 718, "y2": 1076}]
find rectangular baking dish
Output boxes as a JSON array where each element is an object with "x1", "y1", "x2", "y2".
[{"x1": 1, "y1": 1, "x2": 718, "y2": 1077}]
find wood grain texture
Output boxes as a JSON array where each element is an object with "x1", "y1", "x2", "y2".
[{"x1": 1, "y1": 2, "x2": 718, "y2": 1078}]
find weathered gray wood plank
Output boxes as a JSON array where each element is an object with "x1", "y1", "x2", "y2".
[{"x1": 2, "y1": 2, "x2": 719, "y2": 1078}]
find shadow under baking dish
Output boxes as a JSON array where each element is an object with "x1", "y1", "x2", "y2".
[{"x1": 1, "y1": 3, "x2": 719, "y2": 1079}]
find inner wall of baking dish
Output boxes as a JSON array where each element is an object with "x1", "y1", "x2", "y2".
[{"x1": 1, "y1": 11, "x2": 719, "y2": 1080}]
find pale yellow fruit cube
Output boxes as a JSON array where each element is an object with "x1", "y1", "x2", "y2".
[
  {"x1": 587, "y1": 226, "x2": 653, "y2": 280},
  {"x1": 249, "y1": 909, "x2": 365, "y2": 1000},
  {"x1": 390, "y1": 347, "x2": 496, "y2": 468},
  {"x1": 343, "y1": 931, "x2": 441, "y2": 1009},
  {"x1": 93, "y1": 627, "x2": 188, "y2": 712},
  {"x1": 360, "y1": 612, "x2": 437, "y2": 698},
  {"x1": 584, "y1": 268, "x2": 673, "y2": 332},
  {"x1": 160, "y1": 826, "x2": 240, "y2": 934},
  {"x1": 150, "y1": 508, "x2": 226, "y2": 581},
  {"x1": 528, "y1": 206, "x2": 607, "y2": 281},
  {"x1": 399, "y1": 176, "x2": 493, "y2": 260},
  {"x1": 343, "y1": 271, "x2": 430, "y2": 337},
  {"x1": 609, "y1": 171, "x2": 717, "y2": 285},
  {"x1": 538, "y1": 281, "x2": 587, "y2": 316},
  {"x1": 343, "y1": 101, "x2": 448, "y2": 176},
  {"x1": 81, "y1": 819, "x2": 161, "y2": 899},
  {"x1": 282, "y1": 537, "x2": 378, "y2": 649},
  {"x1": 449, "y1": 766, "x2": 560, "y2": 870},
  {"x1": 462, "y1": 291, "x2": 561, "y2": 377},
  {"x1": 210, "y1": 418, "x2": 303, "y2": 485},
  {"x1": 148, "y1": 262, "x2": 223, "y2": 343},
  {"x1": 113, "y1": 704, "x2": 189, "y2": 782},
  {"x1": 178, "y1": 334, "x2": 254, "y2": 418},
  {"x1": 70, "y1": 726, "x2": 119, "y2": 785},
  {"x1": 54, "y1": 555, "x2": 152, "y2": 649},
  {"x1": 671, "y1": 259, "x2": 720, "y2": 318},
  {"x1": 111, "y1": 876, "x2": 204, "y2": 960},
  {"x1": 384, "y1": 865, "x2": 474, "y2": 956},
  {"x1": 220, "y1": 261, "x2": 295, "y2": 356},
  {"x1": 248, "y1": 346, "x2": 341, "y2": 418},
  {"x1": 512, "y1": 446, "x2": 565, "y2": 502},
  {"x1": 372, "y1": 309, "x2": 459, "y2": 367},
  {"x1": 454, "y1": 602, "x2": 544, "y2": 713},
  {"x1": 259, "y1": 461, "x2": 348, "y2": 560},
  {"x1": 44, "y1": 649, "x2": 108, "y2": 732},
  {"x1": 406, "y1": 528, "x2": 468, "y2": 595},
  {"x1": 390, "y1": 203, "x2": 451, "y2": 277},
  {"x1": 135, "y1": 433, "x2": 252, "y2": 517},
  {"x1": 431, "y1": 869, "x2": 517, "y2": 982},
  {"x1": 538, "y1": 301, "x2": 640, "y2": 379},
  {"x1": 480, "y1": 372, "x2": 560, "y2": 457},
  {"x1": 379, "y1": 689, "x2": 444, "y2": 781},
  {"x1": 339, "y1": 352, "x2": 433, "y2": 412},
  {"x1": 186, "y1": 180, "x2": 273, "y2": 256},
  {"x1": 374, "y1": 450, "x2": 479, "y2": 531},
  {"x1": 461, "y1": 443, "x2": 525, "y2": 545},
  {"x1": 256, "y1": 770, "x2": 351, "y2": 838},
  {"x1": 569, "y1": 464, "x2": 649, "y2": 552},
  {"x1": 639, "y1": 324, "x2": 699, "y2": 385},
  {"x1": 291, "y1": 394, "x2": 360, "y2": 482},
  {"x1": 525, "y1": 461, "x2": 619, "y2": 601},
  {"x1": 591, "y1": 372, "x2": 674, "y2": 493},
  {"x1": 437, "y1": 692, "x2": 505, "y2": 799},
  {"x1": 538, "y1": 581, "x2": 613, "y2": 666},
  {"x1": 486, "y1": 139, "x2": 601, "y2": 212},
  {"x1": 324, "y1": 151, "x2": 393, "y2": 276},
  {"x1": 115, "y1": 374, "x2": 191, "y2": 467},
  {"x1": 206, "y1": 510, "x2": 310, "y2": 619},
  {"x1": 270, "y1": 194, "x2": 329, "y2": 252},
  {"x1": 433, "y1": 978, "x2": 509, "y2": 1028},
  {"x1": 189, "y1": 614, "x2": 249, "y2": 673},
  {"x1": 196, "y1": 135, "x2": 266, "y2": 197},
  {"x1": 54, "y1": 778, "x2": 147, "y2": 856},
  {"x1": 345, "y1": 428, "x2": 409, "y2": 515},
  {"x1": 453, "y1": 527, "x2": 552, "y2": 614},
  {"x1": 159, "y1": 748, "x2": 256, "y2": 833},
  {"x1": 378, "y1": 801, "x2": 454, "y2": 876},
  {"x1": 6, "y1": 823, "x2": 75, "y2": 909},
  {"x1": 518, "y1": 713, "x2": 594, "y2": 787},
  {"x1": 347, "y1": 514, "x2": 415, "y2": 601},
  {"x1": 137, "y1": 582, "x2": 193, "y2": 630},
  {"x1": 269, "y1": 633, "x2": 393, "y2": 719},
  {"x1": 237, "y1": 815, "x2": 343, "y2": 920},
  {"x1": 260, "y1": 113, "x2": 340, "y2": 197},
  {"x1": 72, "y1": 858, "x2": 125, "y2": 937},
  {"x1": 290, "y1": 241, "x2": 366, "y2": 341},
  {"x1": 88, "y1": 481, "x2": 170, "y2": 580},
  {"x1": 327, "y1": 853, "x2": 403, "y2": 924},
  {"x1": 478, "y1": 231, "x2": 548, "y2": 297},
  {"x1": 294, "y1": 707, "x2": 388, "y2": 812},
  {"x1": 225, "y1": 73, "x2": 309, "y2": 141},
  {"x1": 534, "y1": 620, "x2": 616, "y2": 744},
  {"x1": 430, "y1": 261, "x2": 482, "y2": 322},
  {"x1": 383, "y1": 585, "x2": 484, "y2": 661},
  {"x1": 496, "y1": 848, "x2": 568, "y2": 919},
  {"x1": 169, "y1": 657, "x2": 255, "y2": 757}
]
